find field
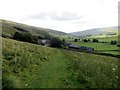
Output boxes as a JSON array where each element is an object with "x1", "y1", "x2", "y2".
[
  {"x1": 2, "y1": 37, "x2": 119, "y2": 88},
  {"x1": 66, "y1": 35, "x2": 119, "y2": 56},
  {"x1": 70, "y1": 42, "x2": 117, "y2": 51},
  {"x1": 87, "y1": 35, "x2": 118, "y2": 42}
]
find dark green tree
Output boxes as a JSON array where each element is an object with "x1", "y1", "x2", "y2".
[
  {"x1": 111, "y1": 40, "x2": 117, "y2": 45},
  {"x1": 84, "y1": 39, "x2": 88, "y2": 42},
  {"x1": 50, "y1": 37, "x2": 62, "y2": 47},
  {"x1": 62, "y1": 39, "x2": 65, "y2": 45},
  {"x1": 13, "y1": 32, "x2": 38, "y2": 44},
  {"x1": 93, "y1": 39, "x2": 99, "y2": 42},
  {"x1": 74, "y1": 38, "x2": 78, "y2": 42},
  {"x1": 88, "y1": 39, "x2": 90, "y2": 42}
]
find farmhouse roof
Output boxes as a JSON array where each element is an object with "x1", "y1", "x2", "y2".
[{"x1": 68, "y1": 44, "x2": 81, "y2": 49}]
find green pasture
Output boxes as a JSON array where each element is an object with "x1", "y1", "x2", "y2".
[{"x1": 70, "y1": 41, "x2": 118, "y2": 51}]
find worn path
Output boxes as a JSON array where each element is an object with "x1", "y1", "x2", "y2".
[{"x1": 28, "y1": 49, "x2": 70, "y2": 88}]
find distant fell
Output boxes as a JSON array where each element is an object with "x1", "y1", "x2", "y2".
[{"x1": 69, "y1": 27, "x2": 118, "y2": 37}]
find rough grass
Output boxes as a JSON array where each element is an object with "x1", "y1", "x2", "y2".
[
  {"x1": 101, "y1": 51, "x2": 119, "y2": 55},
  {"x1": 2, "y1": 38, "x2": 71, "y2": 88},
  {"x1": 2, "y1": 38, "x2": 119, "y2": 88},
  {"x1": 63, "y1": 50, "x2": 118, "y2": 88},
  {"x1": 2, "y1": 38, "x2": 55, "y2": 88}
]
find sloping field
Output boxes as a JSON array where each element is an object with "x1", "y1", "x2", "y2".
[{"x1": 2, "y1": 38, "x2": 119, "y2": 88}]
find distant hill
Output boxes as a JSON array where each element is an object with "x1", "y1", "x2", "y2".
[
  {"x1": 1, "y1": 19, "x2": 67, "y2": 38},
  {"x1": 69, "y1": 27, "x2": 118, "y2": 37}
]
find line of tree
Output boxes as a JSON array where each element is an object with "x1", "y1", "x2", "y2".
[
  {"x1": 12, "y1": 32, "x2": 65, "y2": 48},
  {"x1": 92, "y1": 39, "x2": 99, "y2": 42},
  {"x1": 83, "y1": 39, "x2": 91, "y2": 42},
  {"x1": 74, "y1": 38, "x2": 99, "y2": 43},
  {"x1": 74, "y1": 38, "x2": 81, "y2": 42},
  {"x1": 110, "y1": 40, "x2": 117, "y2": 45},
  {"x1": 12, "y1": 32, "x2": 38, "y2": 44}
]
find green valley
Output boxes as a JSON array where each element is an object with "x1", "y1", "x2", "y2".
[
  {"x1": 1, "y1": 19, "x2": 119, "y2": 88},
  {"x1": 2, "y1": 38, "x2": 119, "y2": 88}
]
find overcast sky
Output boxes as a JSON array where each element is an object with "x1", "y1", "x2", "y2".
[{"x1": 0, "y1": 0, "x2": 119, "y2": 33}]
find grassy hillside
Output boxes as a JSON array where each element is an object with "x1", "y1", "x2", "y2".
[
  {"x1": 2, "y1": 37, "x2": 118, "y2": 88},
  {"x1": 69, "y1": 27, "x2": 118, "y2": 37},
  {"x1": 2, "y1": 38, "x2": 69, "y2": 88},
  {"x1": 1, "y1": 19, "x2": 67, "y2": 38}
]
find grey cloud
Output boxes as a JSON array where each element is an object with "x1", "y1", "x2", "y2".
[
  {"x1": 72, "y1": 20, "x2": 88, "y2": 24},
  {"x1": 22, "y1": 12, "x2": 84, "y2": 21},
  {"x1": 50, "y1": 12, "x2": 84, "y2": 21},
  {"x1": 26, "y1": 12, "x2": 48, "y2": 20}
]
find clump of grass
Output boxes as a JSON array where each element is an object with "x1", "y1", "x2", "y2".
[{"x1": 2, "y1": 75, "x2": 21, "y2": 88}]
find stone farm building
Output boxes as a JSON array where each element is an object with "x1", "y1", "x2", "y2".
[
  {"x1": 65, "y1": 44, "x2": 94, "y2": 52},
  {"x1": 38, "y1": 39, "x2": 50, "y2": 46}
]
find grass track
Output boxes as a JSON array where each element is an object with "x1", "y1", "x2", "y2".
[{"x1": 27, "y1": 49, "x2": 70, "y2": 88}]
